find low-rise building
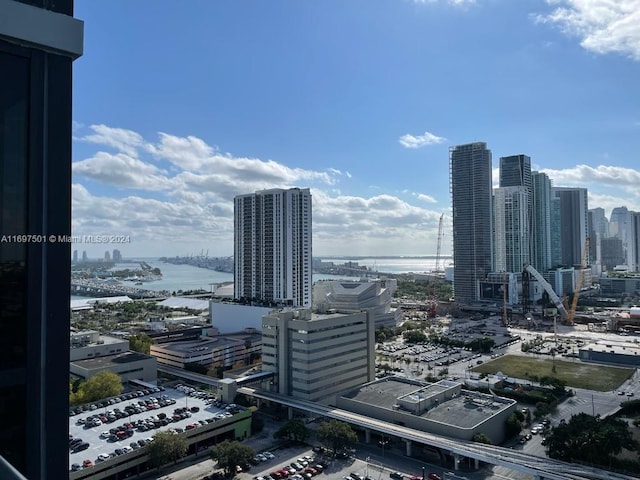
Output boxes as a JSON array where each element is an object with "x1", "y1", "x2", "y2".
[
  {"x1": 579, "y1": 341, "x2": 640, "y2": 367},
  {"x1": 70, "y1": 331, "x2": 129, "y2": 362},
  {"x1": 70, "y1": 351, "x2": 157, "y2": 383},
  {"x1": 337, "y1": 376, "x2": 517, "y2": 444},
  {"x1": 150, "y1": 332, "x2": 262, "y2": 370}
]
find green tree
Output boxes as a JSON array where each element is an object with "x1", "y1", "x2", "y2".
[
  {"x1": 403, "y1": 330, "x2": 427, "y2": 344},
  {"x1": 505, "y1": 413, "x2": 522, "y2": 438},
  {"x1": 147, "y1": 431, "x2": 188, "y2": 468},
  {"x1": 273, "y1": 418, "x2": 310, "y2": 443},
  {"x1": 129, "y1": 333, "x2": 153, "y2": 354},
  {"x1": 75, "y1": 371, "x2": 123, "y2": 404},
  {"x1": 210, "y1": 440, "x2": 255, "y2": 476},
  {"x1": 543, "y1": 413, "x2": 637, "y2": 466},
  {"x1": 472, "y1": 432, "x2": 492, "y2": 444},
  {"x1": 316, "y1": 420, "x2": 357, "y2": 456}
]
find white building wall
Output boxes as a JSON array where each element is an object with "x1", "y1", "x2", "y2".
[{"x1": 210, "y1": 302, "x2": 272, "y2": 333}]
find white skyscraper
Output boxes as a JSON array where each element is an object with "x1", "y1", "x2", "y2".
[{"x1": 234, "y1": 187, "x2": 312, "y2": 307}]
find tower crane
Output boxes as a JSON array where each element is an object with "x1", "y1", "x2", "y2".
[
  {"x1": 567, "y1": 237, "x2": 590, "y2": 325},
  {"x1": 434, "y1": 213, "x2": 444, "y2": 273}
]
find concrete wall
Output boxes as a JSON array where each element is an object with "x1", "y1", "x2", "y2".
[{"x1": 70, "y1": 356, "x2": 157, "y2": 383}]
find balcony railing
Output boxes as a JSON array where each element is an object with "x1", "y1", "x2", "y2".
[{"x1": 0, "y1": 455, "x2": 27, "y2": 480}]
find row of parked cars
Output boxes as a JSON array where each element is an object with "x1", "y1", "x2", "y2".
[
  {"x1": 70, "y1": 438, "x2": 155, "y2": 471},
  {"x1": 253, "y1": 455, "x2": 326, "y2": 480},
  {"x1": 69, "y1": 387, "x2": 166, "y2": 416}
]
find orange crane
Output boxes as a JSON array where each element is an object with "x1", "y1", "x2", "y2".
[{"x1": 567, "y1": 237, "x2": 590, "y2": 325}]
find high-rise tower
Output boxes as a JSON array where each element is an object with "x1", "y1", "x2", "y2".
[
  {"x1": 0, "y1": 1, "x2": 83, "y2": 478},
  {"x1": 234, "y1": 188, "x2": 312, "y2": 307},
  {"x1": 552, "y1": 187, "x2": 589, "y2": 266},
  {"x1": 493, "y1": 186, "x2": 529, "y2": 273},
  {"x1": 450, "y1": 142, "x2": 493, "y2": 303},
  {"x1": 498, "y1": 154, "x2": 533, "y2": 271},
  {"x1": 532, "y1": 171, "x2": 552, "y2": 272}
]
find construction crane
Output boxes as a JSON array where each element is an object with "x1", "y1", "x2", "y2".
[
  {"x1": 567, "y1": 237, "x2": 590, "y2": 325},
  {"x1": 434, "y1": 213, "x2": 444, "y2": 273}
]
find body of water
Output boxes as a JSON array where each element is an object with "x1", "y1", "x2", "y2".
[
  {"x1": 71, "y1": 259, "x2": 366, "y2": 300},
  {"x1": 319, "y1": 256, "x2": 453, "y2": 274}
]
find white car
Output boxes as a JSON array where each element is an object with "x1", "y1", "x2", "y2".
[
  {"x1": 97, "y1": 453, "x2": 111, "y2": 462},
  {"x1": 99, "y1": 431, "x2": 110, "y2": 439},
  {"x1": 263, "y1": 451, "x2": 275, "y2": 459}
]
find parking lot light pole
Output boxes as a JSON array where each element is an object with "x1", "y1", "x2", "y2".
[{"x1": 422, "y1": 467, "x2": 425, "y2": 480}]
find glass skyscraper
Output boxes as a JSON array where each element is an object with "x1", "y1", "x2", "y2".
[
  {"x1": 450, "y1": 142, "x2": 493, "y2": 303},
  {"x1": 0, "y1": 1, "x2": 82, "y2": 478}
]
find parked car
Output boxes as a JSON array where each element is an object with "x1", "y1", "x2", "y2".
[{"x1": 390, "y1": 473, "x2": 403, "y2": 480}]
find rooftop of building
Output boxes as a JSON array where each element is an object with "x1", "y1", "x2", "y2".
[
  {"x1": 580, "y1": 341, "x2": 640, "y2": 356},
  {"x1": 151, "y1": 332, "x2": 262, "y2": 354},
  {"x1": 340, "y1": 376, "x2": 515, "y2": 429},
  {"x1": 71, "y1": 351, "x2": 153, "y2": 369}
]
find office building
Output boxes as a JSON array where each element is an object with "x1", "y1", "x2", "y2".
[
  {"x1": 552, "y1": 187, "x2": 589, "y2": 266},
  {"x1": 73, "y1": 249, "x2": 78, "y2": 263},
  {"x1": 261, "y1": 308, "x2": 375, "y2": 405},
  {"x1": 82, "y1": 250, "x2": 88, "y2": 262},
  {"x1": 0, "y1": 1, "x2": 83, "y2": 477},
  {"x1": 588, "y1": 207, "x2": 609, "y2": 271},
  {"x1": 610, "y1": 206, "x2": 633, "y2": 268},
  {"x1": 601, "y1": 237, "x2": 625, "y2": 272},
  {"x1": 631, "y1": 212, "x2": 640, "y2": 272},
  {"x1": 493, "y1": 186, "x2": 530, "y2": 273},
  {"x1": 234, "y1": 188, "x2": 312, "y2": 307},
  {"x1": 450, "y1": 142, "x2": 493, "y2": 303},
  {"x1": 531, "y1": 171, "x2": 552, "y2": 272},
  {"x1": 112, "y1": 249, "x2": 122, "y2": 262}
]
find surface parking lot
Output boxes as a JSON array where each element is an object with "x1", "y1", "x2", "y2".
[
  {"x1": 68, "y1": 384, "x2": 232, "y2": 470},
  {"x1": 232, "y1": 446, "x2": 446, "y2": 480}
]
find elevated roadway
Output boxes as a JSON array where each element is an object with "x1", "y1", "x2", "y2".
[{"x1": 239, "y1": 387, "x2": 636, "y2": 480}]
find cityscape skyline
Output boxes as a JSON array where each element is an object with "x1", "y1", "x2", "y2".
[{"x1": 71, "y1": 1, "x2": 640, "y2": 258}]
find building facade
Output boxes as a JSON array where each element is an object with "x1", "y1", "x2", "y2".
[
  {"x1": 450, "y1": 142, "x2": 493, "y2": 303},
  {"x1": 493, "y1": 186, "x2": 530, "y2": 273},
  {"x1": 552, "y1": 187, "x2": 589, "y2": 266},
  {"x1": 234, "y1": 188, "x2": 312, "y2": 307},
  {"x1": 261, "y1": 309, "x2": 375, "y2": 405},
  {"x1": 531, "y1": 171, "x2": 552, "y2": 272},
  {"x1": 0, "y1": 1, "x2": 83, "y2": 477}
]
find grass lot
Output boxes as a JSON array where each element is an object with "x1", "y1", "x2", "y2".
[{"x1": 471, "y1": 354, "x2": 634, "y2": 391}]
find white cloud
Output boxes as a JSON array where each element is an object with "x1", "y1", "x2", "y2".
[
  {"x1": 82, "y1": 124, "x2": 147, "y2": 157},
  {"x1": 415, "y1": 193, "x2": 438, "y2": 203},
  {"x1": 399, "y1": 131, "x2": 446, "y2": 149},
  {"x1": 73, "y1": 152, "x2": 172, "y2": 190},
  {"x1": 412, "y1": 0, "x2": 476, "y2": 5},
  {"x1": 541, "y1": 164, "x2": 640, "y2": 188},
  {"x1": 534, "y1": 0, "x2": 640, "y2": 60},
  {"x1": 73, "y1": 124, "x2": 445, "y2": 256}
]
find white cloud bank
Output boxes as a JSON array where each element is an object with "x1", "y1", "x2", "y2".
[
  {"x1": 535, "y1": 0, "x2": 640, "y2": 60},
  {"x1": 399, "y1": 131, "x2": 446, "y2": 149},
  {"x1": 73, "y1": 124, "x2": 445, "y2": 257}
]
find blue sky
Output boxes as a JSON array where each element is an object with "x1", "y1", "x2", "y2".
[{"x1": 71, "y1": 0, "x2": 640, "y2": 258}]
